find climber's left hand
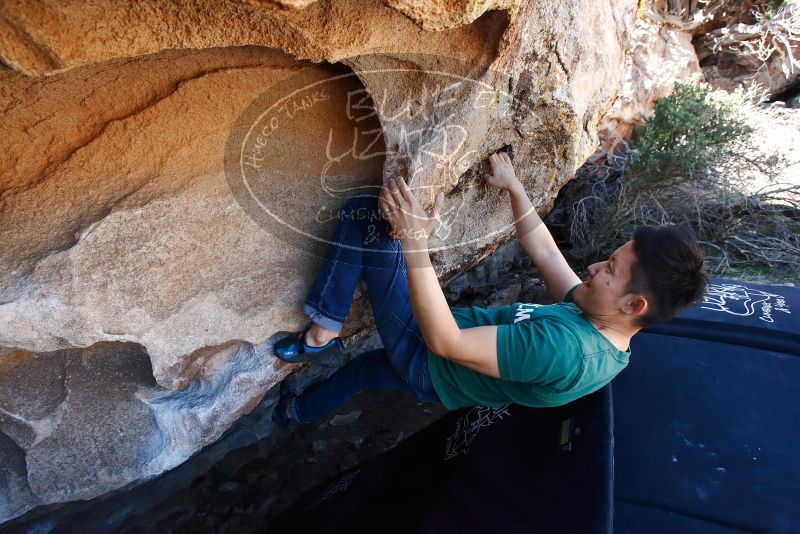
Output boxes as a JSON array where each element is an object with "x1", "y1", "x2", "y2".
[{"x1": 379, "y1": 177, "x2": 444, "y2": 246}]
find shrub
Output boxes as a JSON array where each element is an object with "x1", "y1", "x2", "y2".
[
  {"x1": 565, "y1": 79, "x2": 799, "y2": 283},
  {"x1": 623, "y1": 80, "x2": 755, "y2": 194}
]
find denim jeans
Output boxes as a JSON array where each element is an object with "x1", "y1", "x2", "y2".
[{"x1": 291, "y1": 192, "x2": 442, "y2": 424}]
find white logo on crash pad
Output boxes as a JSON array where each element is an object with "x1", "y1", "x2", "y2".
[
  {"x1": 701, "y1": 283, "x2": 791, "y2": 323},
  {"x1": 444, "y1": 405, "x2": 511, "y2": 460}
]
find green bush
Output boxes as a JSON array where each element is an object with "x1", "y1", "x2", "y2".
[
  {"x1": 564, "y1": 79, "x2": 799, "y2": 283},
  {"x1": 624, "y1": 80, "x2": 755, "y2": 194}
]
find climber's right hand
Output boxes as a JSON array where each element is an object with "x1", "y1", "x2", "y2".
[{"x1": 484, "y1": 151, "x2": 522, "y2": 193}]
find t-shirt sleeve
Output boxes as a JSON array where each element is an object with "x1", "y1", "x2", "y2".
[
  {"x1": 496, "y1": 318, "x2": 582, "y2": 384},
  {"x1": 563, "y1": 283, "x2": 581, "y2": 303}
]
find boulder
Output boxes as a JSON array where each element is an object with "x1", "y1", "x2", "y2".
[
  {"x1": 694, "y1": 1, "x2": 800, "y2": 99},
  {"x1": 0, "y1": 0, "x2": 637, "y2": 522},
  {"x1": 598, "y1": 16, "x2": 702, "y2": 153}
]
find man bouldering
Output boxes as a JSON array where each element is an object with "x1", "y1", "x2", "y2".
[{"x1": 271, "y1": 151, "x2": 708, "y2": 427}]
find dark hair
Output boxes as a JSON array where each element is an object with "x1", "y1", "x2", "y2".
[{"x1": 624, "y1": 224, "x2": 709, "y2": 328}]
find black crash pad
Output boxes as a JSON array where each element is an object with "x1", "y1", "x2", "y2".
[
  {"x1": 644, "y1": 277, "x2": 798, "y2": 355},
  {"x1": 614, "y1": 278, "x2": 799, "y2": 533},
  {"x1": 270, "y1": 278, "x2": 798, "y2": 533},
  {"x1": 269, "y1": 384, "x2": 614, "y2": 534}
]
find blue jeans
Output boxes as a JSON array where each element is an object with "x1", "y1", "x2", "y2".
[{"x1": 291, "y1": 192, "x2": 442, "y2": 424}]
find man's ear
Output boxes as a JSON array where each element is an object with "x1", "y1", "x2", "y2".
[{"x1": 622, "y1": 293, "x2": 647, "y2": 320}]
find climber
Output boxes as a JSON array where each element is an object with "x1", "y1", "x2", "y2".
[{"x1": 271, "y1": 151, "x2": 708, "y2": 427}]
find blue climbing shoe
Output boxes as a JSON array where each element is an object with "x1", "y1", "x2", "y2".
[{"x1": 274, "y1": 322, "x2": 345, "y2": 365}]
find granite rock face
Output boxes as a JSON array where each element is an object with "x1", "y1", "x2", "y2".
[
  {"x1": 598, "y1": 15, "x2": 702, "y2": 153},
  {"x1": 596, "y1": 0, "x2": 800, "y2": 155},
  {"x1": 0, "y1": 0, "x2": 637, "y2": 522}
]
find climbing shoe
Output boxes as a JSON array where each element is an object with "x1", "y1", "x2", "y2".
[
  {"x1": 271, "y1": 380, "x2": 301, "y2": 429},
  {"x1": 271, "y1": 392, "x2": 298, "y2": 430},
  {"x1": 274, "y1": 322, "x2": 346, "y2": 366}
]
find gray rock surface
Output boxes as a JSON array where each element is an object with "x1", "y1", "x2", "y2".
[
  {"x1": 25, "y1": 343, "x2": 157, "y2": 503},
  {"x1": 0, "y1": 433, "x2": 37, "y2": 522}
]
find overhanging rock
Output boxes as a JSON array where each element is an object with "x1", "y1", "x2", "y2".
[{"x1": 0, "y1": 0, "x2": 636, "y2": 522}]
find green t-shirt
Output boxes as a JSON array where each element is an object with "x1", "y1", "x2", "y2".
[{"x1": 427, "y1": 283, "x2": 631, "y2": 410}]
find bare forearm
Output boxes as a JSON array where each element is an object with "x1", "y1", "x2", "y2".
[
  {"x1": 400, "y1": 237, "x2": 460, "y2": 356},
  {"x1": 508, "y1": 183, "x2": 559, "y2": 262},
  {"x1": 486, "y1": 153, "x2": 575, "y2": 297}
]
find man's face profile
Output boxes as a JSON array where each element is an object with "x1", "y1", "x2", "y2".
[{"x1": 578, "y1": 240, "x2": 646, "y2": 322}]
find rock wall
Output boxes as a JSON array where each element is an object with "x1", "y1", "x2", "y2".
[
  {"x1": 598, "y1": 15, "x2": 702, "y2": 153},
  {"x1": 0, "y1": 0, "x2": 637, "y2": 523},
  {"x1": 596, "y1": 0, "x2": 800, "y2": 155},
  {"x1": 693, "y1": 0, "x2": 800, "y2": 99}
]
